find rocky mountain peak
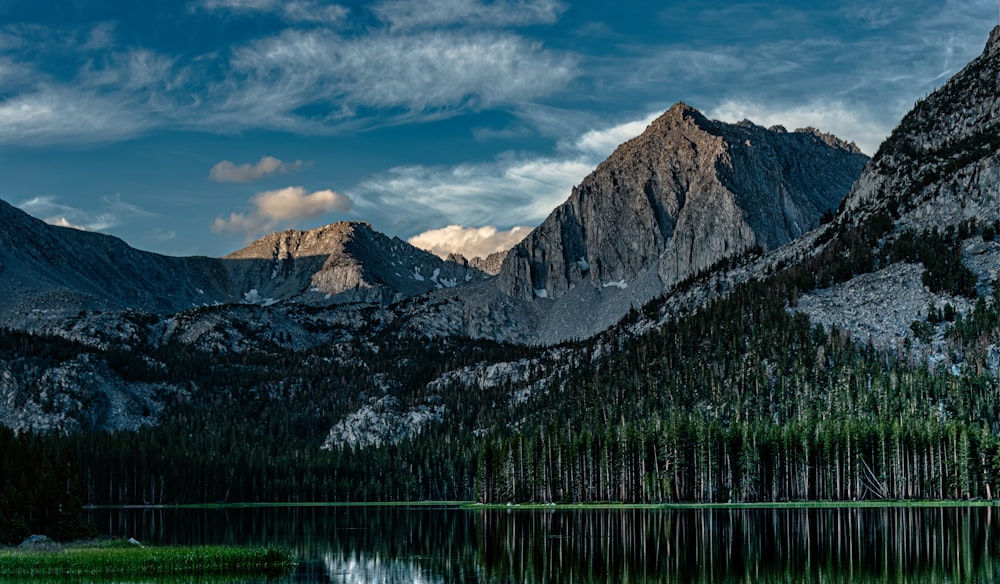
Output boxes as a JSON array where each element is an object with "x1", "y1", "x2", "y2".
[
  {"x1": 988, "y1": 25, "x2": 1000, "y2": 54},
  {"x1": 224, "y1": 220, "x2": 484, "y2": 306},
  {"x1": 494, "y1": 104, "x2": 868, "y2": 332}
]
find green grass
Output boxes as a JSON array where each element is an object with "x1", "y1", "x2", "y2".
[{"x1": 0, "y1": 542, "x2": 295, "y2": 578}]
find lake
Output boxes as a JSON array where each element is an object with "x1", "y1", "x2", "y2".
[{"x1": 80, "y1": 504, "x2": 1000, "y2": 583}]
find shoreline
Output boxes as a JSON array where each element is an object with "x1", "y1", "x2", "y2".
[{"x1": 81, "y1": 499, "x2": 1000, "y2": 511}]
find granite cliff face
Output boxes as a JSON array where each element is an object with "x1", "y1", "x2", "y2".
[
  {"x1": 499, "y1": 104, "x2": 867, "y2": 303},
  {"x1": 484, "y1": 103, "x2": 867, "y2": 341},
  {"x1": 841, "y1": 26, "x2": 1000, "y2": 232}
]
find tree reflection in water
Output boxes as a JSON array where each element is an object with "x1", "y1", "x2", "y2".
[{"x1": 89, "y1": 505, "x2": 1000, "y2": 583}]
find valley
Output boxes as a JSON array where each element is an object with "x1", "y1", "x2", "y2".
[{"x1": 3, "y1": 23, "x2": 1000, "y2": 558}]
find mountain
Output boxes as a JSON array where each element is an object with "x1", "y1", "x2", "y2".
[
  {"x1": 401, "y1": 104, "x2": 868, "y2": 344},
  {"x1": 786, "y1": 26, "x2": 1000, "y2": 351},
  {"x1": 0, "y1": 201, "x2": 482, "y2": 345},
  {"x1": 841, "y1": 27, "x2": 1000, "y2": 231},
  {"x1": 224, "y1": 221, "x2": 485, "y2": 306},
  {"x1": 499, "y1": 103, "x2": 867, "y2": 303},
  {"x1": 0, "y1": 199, "x2": 234, "y2": 325}
]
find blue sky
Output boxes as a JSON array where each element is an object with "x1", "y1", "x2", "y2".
[{"x1": 1, "y1": 0, "x2": 996, "y2": 259}]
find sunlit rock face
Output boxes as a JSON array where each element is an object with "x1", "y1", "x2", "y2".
[{"x1": 225, "y1": 221, "x2": 486, "y2": 306}]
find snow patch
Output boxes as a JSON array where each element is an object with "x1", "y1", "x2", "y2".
[
  {"x1": 412, "y1": 267, "x2": 425, "y2": 281},
  {"x1": 603, "y1": 279, "x2": 628, "y2": 289},
  {"x1": 578, "y1": 257, "x2": 590, "y2": 271},
  {"x1": 533, "y1": 288, "x2": 548, "y2": 298}
]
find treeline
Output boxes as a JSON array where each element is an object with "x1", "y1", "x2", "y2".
[
  {"x1": 0, "y1": 427, "x2": 94, "y2": 545},
  {"x1": 479, "y1": 279, "x2": 1000, "y2": 503},
  {"x1": 3, "y1": 216, "x2": 1000, "y2": 518}
]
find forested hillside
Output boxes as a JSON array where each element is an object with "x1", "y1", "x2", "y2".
[{"x1": 4, "y1": 208, "x2": 1000, "y2": 542}]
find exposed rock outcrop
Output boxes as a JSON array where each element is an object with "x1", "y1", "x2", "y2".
[
  {"x1": 498, "y1": 104, "x2": 867, "y2": 304},
  {"x1": 841, "y1": 26, "x2": 1000, "y2": 232},
  {"x1": 225, "y1": 222, "x2": 484, "y2": 306},
  {"x1": 437, "y1": 104, "x2": 867, "y2": 343}
]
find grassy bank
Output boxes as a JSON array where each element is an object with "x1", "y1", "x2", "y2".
[{"x1": 0, "y1": 541, "x2": 294, "y2": 578}]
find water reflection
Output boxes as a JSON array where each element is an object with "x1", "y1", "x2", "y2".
[{"x1": 80, "y1": 505, "x2": 1000, "y2": 583}]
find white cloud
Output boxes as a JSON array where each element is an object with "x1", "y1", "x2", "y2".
[
  {"x1": 0, "y1": 89, "x2": 150, "y2": 145},
  {"x1": 571, "y1": 112, "x2": 660, "y2": 157},
  {"x1": 209, "y1": 155, "x2": 304, "y2": 182},
  {"x1": 352, "y1": 155, "x2": 591, "y2": 235},
  {"x1": 18, "y1": 195, "x2": 152, "y2": 231},
  {"x1": 408, "y1": 225, "x2": 532, "y2": 259},
  {"x1": 372, "y1": 0, "x2": 565, "y2": 30},
  {"x1": 706, "y1": 99, "x2": 888, "y2": 155},
  {"x1": 197, "y1": 0, "x2": 349, "y2": 23},
  {"x1": 212, "y1": 186, "x2": 352, "y2": 235},
  {"x1": 225, "y1": 29, "x2": 577, "y2": 121},
  {"x1": 48, "y1": 217, "x2": 89, "y2": 231}
]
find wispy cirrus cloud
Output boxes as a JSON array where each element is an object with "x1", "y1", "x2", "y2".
[
  {"x1": 372, "y1": 0, "x2": 565, "y2": 30},
  {"x1": 18, "y1": 195, "x2": 152, "y2": 231},
  {"x1": 351, "y1": 155, "x2": 591, "y2": 236},
  {"x1": 196, "y1": 0, "x2": 349, "y2": 23},
  {"x1": 0, "y1": 89, "x2": 152, "y2": 145},
  {"x1": 0, "y1": 9, "x2": 576, "y2": 145},
  {"x1": 222, "y1": 29, "x2": 577, "y2": 124},
  {"x1": 212, "y1": 186, "x2": 352, "y2": 236},
  {"x1": 209, "y1": 156, "x2": 305, "y2": 183}
]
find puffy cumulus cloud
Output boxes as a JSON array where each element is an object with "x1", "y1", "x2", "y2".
[
  {"x1": 227, "y1": 29, "x2": 577, "y2": 120},
  {"x1": 408, "y1": 225, "x2": 532, "y2": 259},
  {"x1": 212, "y1": 186, "x2": 351, "y2": 235},
  {"x1": 706, "y1": 99, "x2": 888, "y2": 155},
  {"x1": 372, "y1": 0, "x2": 565, "y2": 30},
  {"x1": 209, "y1": 155, "x2": 304, "y2": 183},
  {"x1": 18, "y1": 195, "x2": 151, "y2": 231},
  {"x1": 196, "y1": 0, "x2": 349, "y2": 23}
]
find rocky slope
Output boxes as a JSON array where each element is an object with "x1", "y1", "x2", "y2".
[
  {"x1": 0, "y1": 199, "x2": 234, "y2": 326},
  {"x1": 841, "y1": 26, "x2": 1000, "y2": 231},
  {"x1": 791, "y1": 26, "x2": 1000, "y2": 352}
]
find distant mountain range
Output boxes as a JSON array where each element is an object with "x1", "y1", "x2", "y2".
[
  {"x1": 0, "y1": 100, "x2": 869, "y2": 347},
  {"x1": 3, "y1": 26, "x2": 1000, "y2": 442}
]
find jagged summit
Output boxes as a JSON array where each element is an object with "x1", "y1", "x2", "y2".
[
  {"x1": 226, "y1": 221, "x2": 378, "y2": 261},
  {"x1": 225, "y1": 220, "x2": 485, "y2": 305},
  {"x1": 493, "y1": 103, "x2": 868, "y2": 343},
  {"x1": 988, "y1": 24, "x2": 1000, "y2": 52}
]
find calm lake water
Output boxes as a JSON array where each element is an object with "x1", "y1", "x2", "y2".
[{"x1": 76, "y1": 505, "x2": 1000, "y2": 583}]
